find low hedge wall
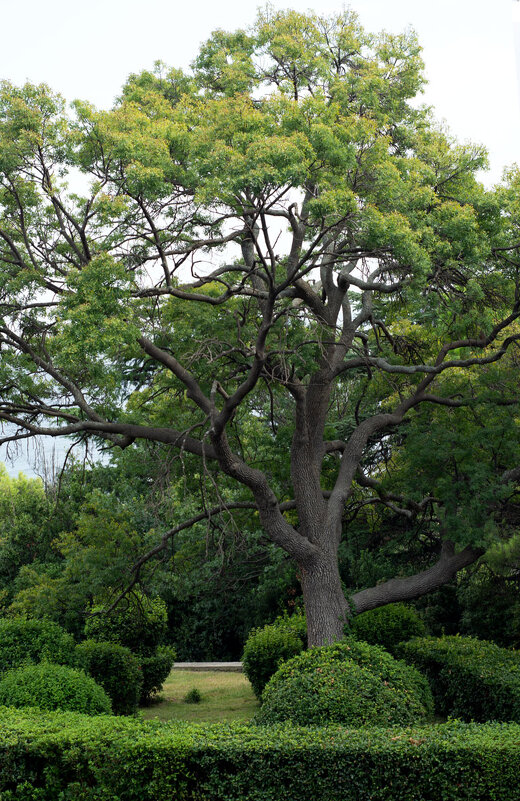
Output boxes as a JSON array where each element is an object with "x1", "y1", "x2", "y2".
[
  {"x1": 397, "y1": 635, "x2": 520, "y2": 722},
  {"x1": 2, "y1": 707, "x2": 520, "y2": 800}
]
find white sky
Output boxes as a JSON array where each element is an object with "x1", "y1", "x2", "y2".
[{"x1": 1, "y1": 0, "x2": 519, "y2": 476}]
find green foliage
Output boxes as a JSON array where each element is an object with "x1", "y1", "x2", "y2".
[
  {"x1": 84, "y1": 590, "x2": 168, "y2": 657},
  {"x1": 255, "y1": 639, "x2": 432, "y2": 726},
  {"x1": 164, "y1": 520, "x2": 300, "y2": 661},
  {"x1": 242, "y1": 613, "x2": 306, "y2": 699},
  {"x1": 0, "y1": 618, "x2": 76, "y2": 672},
  {"x1": 2, "y1": 709, "x2": 520, "y2": 800},
  {"x1": 0, "y1": 7, "x2": 519, "y2": 658},
  {"x1": 4, "y1": 475, "x2": 166, "y2": 640},
  {"x1": 457, "y1": 569, "x2": 520, "y2": 648},
  {"x1": 0, "y1": 465, "x2": 56, "y2": 596},
  {"x1": 350, "y1": 603, "x2": 427, "y2": 652},
  {"x1": 183, "y1": 688, "x2": 202, "y2": 704},
  {"x1": 139, "y1": 646, "x2": 176, "y2": 704},
  {"x1": 74, "y1": 639, "x2": 142, "y2": 715},
  {"x1": 398, "y1": 635, "x2": 520, "y2": 722},
  {"x1": 0, "y1": 663, "x2": 111, "y2": 715}
]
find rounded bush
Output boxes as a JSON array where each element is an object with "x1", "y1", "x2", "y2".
[
  {"x1": 139, "y1": 645, "x2": 176, "y2": 704},
  {"x1": 74, "y1": 640, "x2": 142, "y2": 715},
  {"x1": 255, "y1": 639, "x2": 433, "y2": 726},
  {"x1": 242, "y1": 614, "x2": 306, "y2": 700},
  {"x1": 350, "y1": 603, "x2": 427, "y2": 653},
  {"x1": 0, "y1": 618, "x2": 76, "y2": 673},
  {"x1": 0, "y1": 662, "x2": 112, "y2": 715},
  {"x1": 84, "y1": 591, "x2": 168, "y2": 657}
]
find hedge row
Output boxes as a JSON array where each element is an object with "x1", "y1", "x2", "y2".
[
  {"x1": 2, "y1": 708, "x2": 520, "y2": 800},
  {"x1": 397, "y1": 635, "x2": 520, "y2": 722}
]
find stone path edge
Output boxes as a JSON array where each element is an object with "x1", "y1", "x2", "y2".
[{"x1": 173, "y1": 662, "x2": 243, "y2": 672}]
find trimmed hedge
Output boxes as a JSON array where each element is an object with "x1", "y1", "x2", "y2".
[
  {"x1": 242, "y1": 614, "x2": 306, "y2": 699},
  {"x1": 350, "y1": 603, "x2": 427, "y2": 653},
  {"x1": 75, "y1": 640, "x2": 142, "y2": 715},
  {"x1": 0, "y1": 618, "x2": 76, "y2": 672},
  {"x1": 1, "y1": 708, "x2": 520, "y2": 800},
  {"x1": 398, "y1": 635, "x2": 520, "y2": 722},
  {"x1": 255, "y1": 640, "x2": 433, "y2": 726},
  {"x1": 0, "y1": 663, "x2": 112, "y2": 715},
  {"x1": 140, "y1": 645, "x2": 176, "y2": 704}
]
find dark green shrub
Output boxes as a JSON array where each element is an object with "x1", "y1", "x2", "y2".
[
  {"x1": 398, "y1": 635, "x2": 520, "y2": 722},
  {"x1": 242, "y1": 613, "x2": 306, "y2": 699},
  {"x1": 255, "y1": 639, "x2": 432, "y2": 726},
  {"x1": 0, "y1": 617, "x2": 76, "y2": 672},
  {"x1": 3, "y1": 709, "x2": 520, "y2": 801},
  {"x1": 350, "y1": 603, "x2": 427, "y2": 653},
  {"x1": 139, "y1": 645, "x2": 176, "y2": 704},
  {"x1": 457, "y1": 570, "x2": 520, "y2": 648},
  {"x1": 0, "y1": 663, "x2": 111, "y2": 715},
  {"x1": 84, "y1": 590, "x2": 168, "y2": 657},
  {"x1": 184, "y1": 688, "x2": 202, "y2": 704},
  {"x1": 74, "y1": 640, "x2": 142, "y2": 715}
]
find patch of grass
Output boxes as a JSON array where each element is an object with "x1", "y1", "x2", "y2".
[{"x1": 141, "y1": 670, "x2": 258, "y2": 722}]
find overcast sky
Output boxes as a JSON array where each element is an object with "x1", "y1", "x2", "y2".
[{"x1": 1, "y1": 0, "x2": 519, "y2": 476}]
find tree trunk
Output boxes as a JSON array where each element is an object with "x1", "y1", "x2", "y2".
[{"x1": 299, "y1": 551, "x2": 349, "y2": 647}]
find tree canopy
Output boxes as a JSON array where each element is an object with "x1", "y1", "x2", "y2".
[{"x1": 0, "y1": 7, "x2": 519, "y2": 644}]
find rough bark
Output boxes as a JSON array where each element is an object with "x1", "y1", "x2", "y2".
[
  {"x1": 351, "y1": 541, "x2": 484, "y2": 614},
  {"x1": 299, "y1": 548, "x2": 349, "y2": 646}
]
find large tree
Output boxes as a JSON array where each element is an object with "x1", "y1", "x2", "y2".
[{"x1": 0, "y1": 8, "x2": 519, "y2": 644}]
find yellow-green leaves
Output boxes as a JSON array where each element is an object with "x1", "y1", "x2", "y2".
[{"x1": 53, "y1": 254, "x2": 138, "y2": 375}]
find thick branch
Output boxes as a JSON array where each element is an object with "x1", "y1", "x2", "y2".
[
  {"x1": 0, "y1": 414, "x2": 217, "y2": 460},
  {"x1": 138, "y1": 336, "x2": 212, "y2": 414},
  {"x1": 352, "y1": 541, "x2": 484, "y2": 613}
]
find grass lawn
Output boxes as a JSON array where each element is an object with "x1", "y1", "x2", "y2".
[{"x1": 141, "y1": 670, "x2": 259, "y2": 723}]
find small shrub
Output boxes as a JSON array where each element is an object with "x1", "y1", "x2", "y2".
[
  {"x1": 74, "y1": 640, "x2": 142, "y2": 715},
  {"x1": 84, "y1": 591, "x2": 168, "y2": 657},
  {"x1": 139, "y1": 645, "x2": 176, "y2": 704},
  {"x1": 0, "y1": 618, "x2": 76, "y2": 673},
  {"x1": 255, "y1": 639, "x2": 432, "y2": 726},
  {"x1": 350, "y1": 603, "x2": 427, "y2": 653},
  {"x1": 0, "y1": 662, "x2": 111, "y2": 715},
  {"x1": 398, "y1": 635, "x2": 520, "y2": 722},
  {"x1": 242, "y1": 613, "x2": 306, "y2": 699},
  {"x1": 184, "y1": 688, "x2": 202, "y2": 704}
]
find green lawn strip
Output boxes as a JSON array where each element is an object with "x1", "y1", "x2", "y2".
[{"x1": 142, "y1": 669, "x2": 259, "y2": 722}]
